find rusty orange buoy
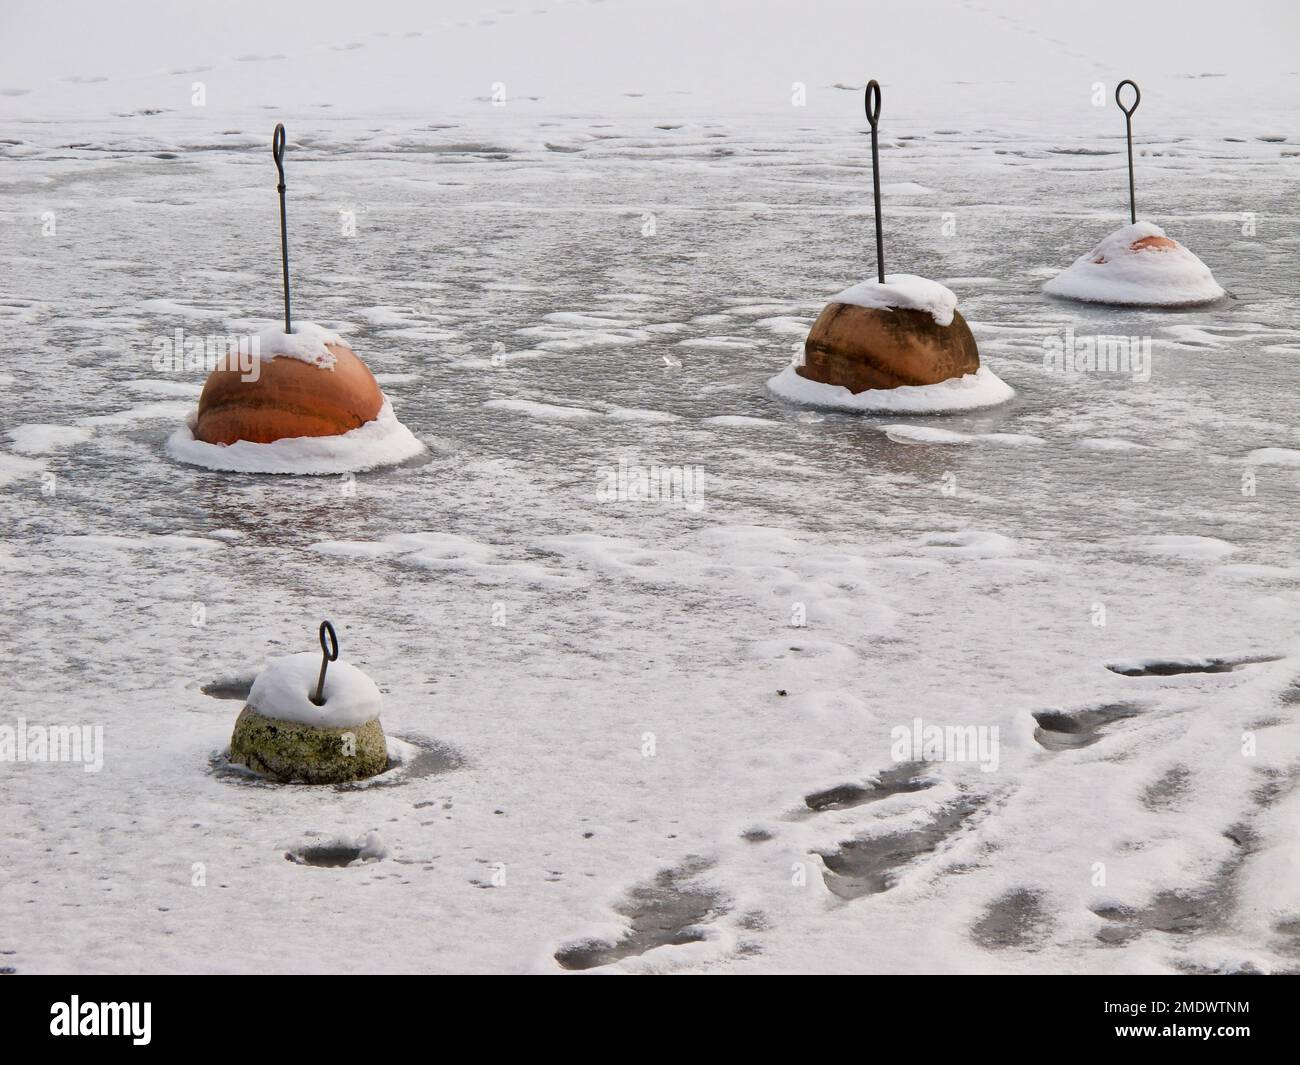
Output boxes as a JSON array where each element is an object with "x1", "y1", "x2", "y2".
[
  {"x1": 799, "y1": 299, "x2": 980, "y2": 394},
  {"x1": 196, "y1": 338, "x2": 383, "y2": 446},
  {"x1": 768, "y1": 275, "x2": 1013, "y2": 413}
]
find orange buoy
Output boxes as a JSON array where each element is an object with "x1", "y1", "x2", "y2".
[
  {"x1": 195, "y1": 340, "x2": 383, "y2": 446},
  {"x1": 799, "y1": 301, "x2": 979, "y2": 394},
  {"x1": 768, "y1": 274, "x2": 1012, "y2": 413}
]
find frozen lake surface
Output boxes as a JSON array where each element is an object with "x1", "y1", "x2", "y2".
[{"x1": 3, "y1": 97, "x2": 1299, "y2": 973}]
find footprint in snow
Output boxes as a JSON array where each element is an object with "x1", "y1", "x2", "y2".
[
  {"x1": 1031, "y1": 702, "x2": 1145, "y2": 751},
  {"x1": 1093, "y1": 827, "x2": 1254, "y2": 944},
  {"x1": 972, "y1": 889, "x2": 1055, "y2": 951},
  {"x1": 1093, "y1": 771, "x2": 1294, "y2": 948},
  {"x1": 553, "y1": 857, "x2": 727, "y2": 971},
  {"x1": 1140, "y1": 765, "x2": 1192, "y2": 811},
  {"x1": 1272, "y1": 917, "x2": 1300, "y2": 958},
  {"x1": 798, "y1": 762, "x2": 936, "y2": 816},
  {"x1": 1105, "y1": 652, "x2": 1281, "y2": 677},
  {"x1": 817, "y1": 796, "x2": 984, "y2": 900}
]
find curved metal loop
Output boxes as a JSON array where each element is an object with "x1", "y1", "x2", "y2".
[
  {"x1": 864, "y1": 79, "x2": 882, "y2": 127},
  {"x1": 272, "y1": 123, "x2": 287, "y2": 190},
  {"x1": 319, "y1": 620, "x2": 339, "y2": 662},
  {"x1": 1115, "y1": 79, "x2": 1140, "y2": 118},
  {"x1": 312, "y1": 620, "x2": 339, "y2": 706}
]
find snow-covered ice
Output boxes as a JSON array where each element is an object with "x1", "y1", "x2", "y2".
[
  {"x1": 6, "y1": 424, "x2": 94, "y2": 455},
  {"x1": 1247, "y1": 448, "x2": 1300, "y2": 467},
  {"x1": 2, "y1": 1, "x2": 1299, "y2": 977},
  {"x1": 881, "y1": 424, "x2": 1043, "y2": 447}
]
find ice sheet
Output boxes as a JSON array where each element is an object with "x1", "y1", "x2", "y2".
[{"x1": 3, "y1": 80, "x2": 1298, "y2": 977}]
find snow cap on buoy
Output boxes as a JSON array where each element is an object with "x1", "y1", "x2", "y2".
[{"x1": 1043, "y1": 221, "x2": 1225, "y2": 307}]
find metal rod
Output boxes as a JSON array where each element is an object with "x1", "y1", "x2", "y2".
[
  {"x1": 864, "y1": 80, "x2": 884, "y2": 283},
  {"x1": 312, "y1": 620, "x2": 339, "y2": 706},
  {"x1": 1115, "y1": 80, "x2": 1141, "y2": 225},
  {"x1": 272, "y1": 123, "x2": 292, "y2": 334}
]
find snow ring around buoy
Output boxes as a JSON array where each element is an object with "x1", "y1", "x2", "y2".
[
  {"x1": 165, "y1": 397, "x2": 424, "y2": 475},
  {"x1": 767, "y1": 364, "x2": 1014, "y2": 414}
]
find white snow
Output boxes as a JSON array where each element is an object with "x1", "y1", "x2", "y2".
[
  {"x1": 1246, "y1": 447, "x2": 1300, "y2": 466},
  {"x1": 703, "y1": 415, "x2": 782, "y2": 429},
  {"x1": 53, "y1": 534, "x2": 222, "y2": 552},
  {"x1": 252, "y1": 321, "x2": 344, "y2": 368},
  {"x1": 1077, "y1": 437, "x2": 1149, "y2": 452},
  {"x1": 767, "y1": 365, "x2": 1014, "y2": 413},
  {"x1": 246, "y1": 651, "x2": 382, "y2": 728},
  {"x1": 826, "y1": 273, "x2": 958, "y2": 327},
  {"x1": 483, "y1": 399, "x2": 600, "y2": 421},
  {"x1": 882, "y1": 425, "x2": 1044, "y2": 447},
  {"x1": 0, "y1": 451, "x2": 48, "y2": 487},
  {"x1": 312, "y1": 531, "x2": 577, "y2": 587},
  {"x1": 164, "y1": 398, "x2": 424, "y2": 475},
  {"x1": 7, "y1": 424, "x2": 93, "y2": 454},
  {"x1": 1140, "y1": 535, "x2": 1237, "y2": 559},
  {"x1": 756, "y1": 316, "x2": 816, "y2": 336},
  {"x1": 915, "y1": 530, "x2": 1021, "y2": 558},
  {"x1": 1043, "y1": 222, "x2": 1226, "y2": 307}
]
